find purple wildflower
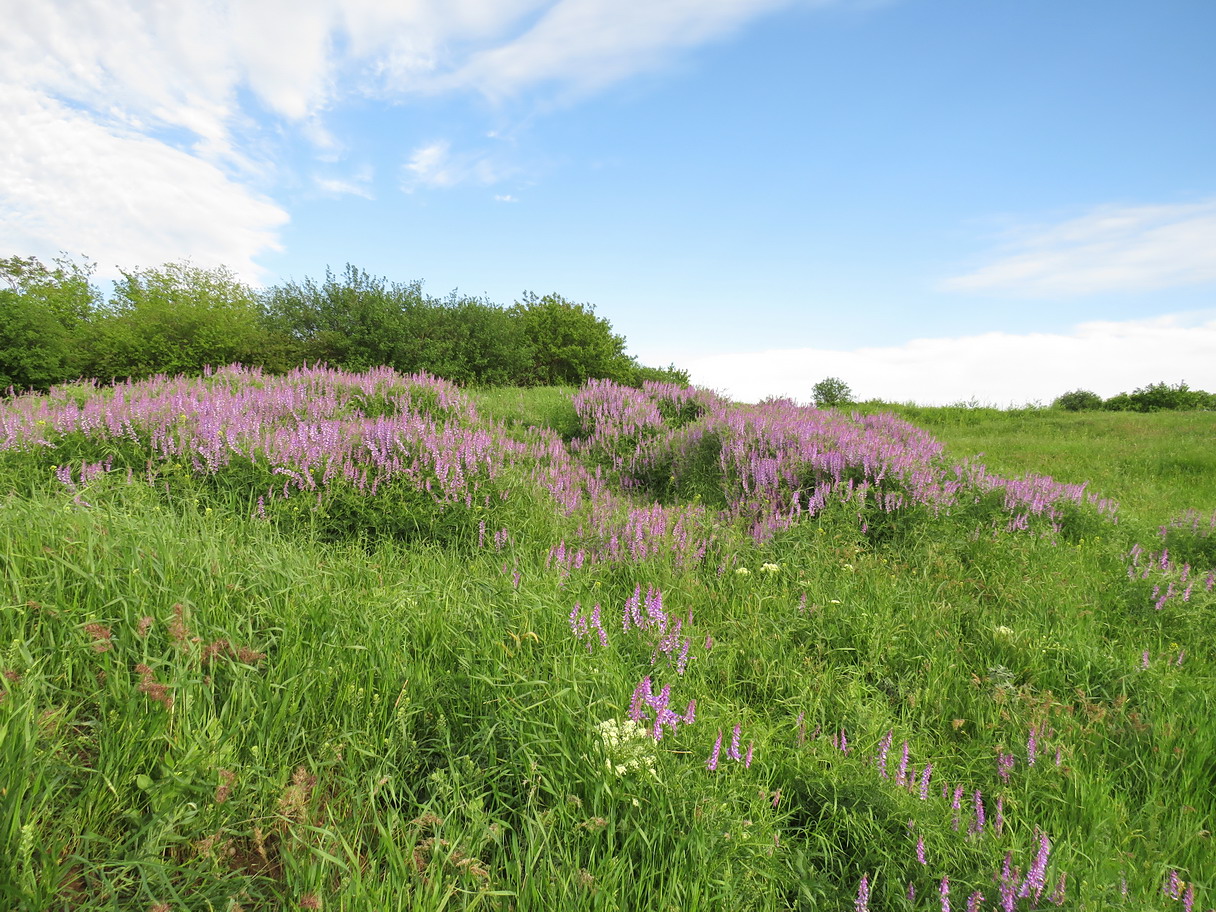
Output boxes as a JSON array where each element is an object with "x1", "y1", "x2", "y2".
[
  {"x1": 940, "y1": 875, "x2": 951, "y2": 912},
  {"x1": 896, "y1": 741, "x2": 910, "y2": 786},
  {"x1": 1027, "y1": 726, "x2": 1038, "y2": 766},
  {"x1": 1050, "y1": 872, "x2": 1067, "y2": 906},
  {"x1": 1165, "y1": 870, "x2": 1181, "y2": 900},
  {"x1": 877, "y1": 729, "x2": 893, "y2": 778},
  {"x1": 966, "y1": 891, "x2": 984, "y2": 912},
  {"x1": 997, "y1": 751, "x2": 1015, "y2": 782},
  {"x1": 1000, "y1": 852, "x2": 1017, "y2": 912},
  {"x1": 1021, "y1": 832, "x2": 1050, "y2": 901},
  {"x1": 972, "y1": 789, "x2": 986, "y2": 834},
  {"x1": 728, "y1": 724, "x2": 742, "y2": 761},
  {"x1": 916, "y1": 835, "x2": 926, "y2": 864},
  {"x1": 856, "y1": 874, "x2": 870, "y2": 912},
  {"x1": 744, "y1": 742, "x2": 754, "y2": 769},
  {"x1": 919, "y1": 763, "x2": 932, "y2": 800},
  {"x1": 707, "y1": 730, "x2": 722, "y2": 771}
]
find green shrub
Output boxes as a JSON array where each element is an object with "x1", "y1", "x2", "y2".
[
  {"x1": 0, "y1": 255, "x2": 98, "y2": 391},
  {"x1": 1053, "y1": 389, "x2": 1103, "y2": 411},
  {"x1": 812, "y1": 376, "x2": 854, "y2": 408},
  {"x1": 85, "y1": 262, "x2": 265, "y2": 381}
]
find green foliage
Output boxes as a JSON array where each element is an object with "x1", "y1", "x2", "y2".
[
  {"x1": 0, "y1": 255, "x2": 99, "y2": 390},
  {"x1": 512, "y1": 292, "x2": 635, "y2": 386},
  {"x1": 85, "y1": 262, "x2": 265, "y2": 381},
  {"x1": 811, "y1": 376, "x2": 854, "y2": 408},
  {"x1": 1101, "y1": 381, "x2": 1215, "y2": 412},
  {"x1": 261, "y1": 264, "x2": 418, "y2": 372},
  {"x1": 1, "y1": 382, "x2": 1215, "y2": 908},
  {"x1": 1053, "y1": 388, "x2": 1103, "y2": 411},
  {"x1": 398, "y1": 294, "x2": 533, "y2": 386}
]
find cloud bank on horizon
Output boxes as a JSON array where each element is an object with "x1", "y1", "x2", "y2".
[{"x1": 685, "y1": 315, "x2": 1216, "y2": 407}]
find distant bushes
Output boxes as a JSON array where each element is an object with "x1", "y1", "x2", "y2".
[
  {"x1": 1053, "y1": 382, "x2": 1215, "y2": 412},
  {"x1": 0, "y1": 255, "x2": 687, "y2": 393}
]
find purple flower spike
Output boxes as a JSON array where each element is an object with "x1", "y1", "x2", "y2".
[
  {"x1": 940, "y1": 875, "x2": 951, "y2": 912},
  {"x1": 728, "y1": 724, "x2": 742, "y2": 761},
  {"x1": 919, "y1": 763, "x2": 932, "y2": 800},
  {"x1": 966, "y1": 891, "x2": 984, "y2": 912},
  {"x1": 744, "y1": 742, "x2": 754, "y2": 768},
  {"x1": 856, "y1": 873, "x2": 870, "y2": 912},
  {"x1": 707, "y1": 730, "x2": 722, "y2": 771},
  {"x1": 877, "y1": 729, "x2": 893, "y2": 778},
  {"x1": 1050, "y1": 872, "x2": 1068, "y2": 906},
  {"x1": 916, "y1": 835, "x2": 926, "y2": 864}
]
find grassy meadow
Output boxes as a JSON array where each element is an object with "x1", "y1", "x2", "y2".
[{"x1": 1, "y1": 368, "x2": 1214, "y2": 911}]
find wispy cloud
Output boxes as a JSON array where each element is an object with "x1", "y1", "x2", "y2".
[
  {"x1": 314, "y1": 166, "x2": 375, "y2": 199},
  {"x1": 494, "y1": 194, "x2": 520, "y2": 203},
  {"x1": 0, "y1": 0, "x2": 842, "y2": 268},
  {"x1": 402, "y1": 140, "x2": 510, "y2": 190},
  {"x1": 943, "y1": 199, "x2": 1216, "y2": 297},
  {"x1": 683, "y1": 313, "x2": 1216, "y2": 406},
  {"x1": 440, "y1": 0, "x2": 813, "y2": 101}
]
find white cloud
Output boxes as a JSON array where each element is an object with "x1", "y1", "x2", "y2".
[
  {"x1": 314, "y1": 165, "x2": 375, "y2": 199},
  {"x1": 494, "y1": 194, "x2": 520, "y2": 203},
  {"x1": 943, "y1": 199, "x2": 1216, "y2": 297},
  {"x1": 442, "y1": 0, "x2": 812, "y2": 100},
  {"x1": 0, "y1": 0, "x2": 839, "y2": 268},
  {"x1": 402, "y1": 140, "x2": 511, "y2": 190},
  {"x1": 683, "y1": 314, "x2": 1216, "y2": 406},
  {"x1": 0, "y1": 88, "x2": 288, "y2": 282}
]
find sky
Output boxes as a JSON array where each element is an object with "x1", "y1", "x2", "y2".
[{"x1": 2, "y1": 0, "x2": 1214, "y2": 405}]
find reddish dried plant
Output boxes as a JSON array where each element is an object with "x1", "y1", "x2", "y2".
[
  {"x1": 168, "y1": 603, "x2": 193, "y2": 647},
  {"x1": 134, "y1": 664, "x2": 174, "y2": 710},
  {"x1": 215, "y1": 769, "x2": 235, "y2": 804},
  {"x1": 83, "y1": 623, "x2": 113, "y2": 653}
]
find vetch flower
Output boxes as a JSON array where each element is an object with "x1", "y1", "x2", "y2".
[
  {"x1": 728, "y1": 724, "x2": 742, "y2": 761},
  {"x1": 876, "y1": 729, "x2": 893, "y2": 778},
  {"x1": 856, "y1": 873, "x2": 870, "y2": 912},
  {"x1": 707, "y1": 730, "x2": 722, "y2": 772},
  {"x1": 919, "y1": 762, "x2": 932, "y2": 800}
]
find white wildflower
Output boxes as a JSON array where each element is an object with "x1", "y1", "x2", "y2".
[
  {"x1": 760, "y1": 563, "x2": 780, "y2": 574},
  {"x1": 596, "y1": 719, "x2": 657, "y2": 778}
]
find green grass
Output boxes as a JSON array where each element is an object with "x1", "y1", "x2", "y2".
[{"x1": 1, "y1": 387, "x2": 1214, "y2": 910}]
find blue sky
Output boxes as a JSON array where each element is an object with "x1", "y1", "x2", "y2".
[{"x1": 2, "y1": 0, "x2": 1214, "y2": 404}]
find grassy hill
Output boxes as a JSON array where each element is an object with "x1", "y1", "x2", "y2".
[{"x1": 1, "y1": 368, "x2": 1213, "y2": 910}]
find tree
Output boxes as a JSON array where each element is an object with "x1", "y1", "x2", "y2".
[
  {"x1": 86, "y1": 262, "x2": 264, "y2": 381},
  {"x1": 1053, "y1": 389, "x2": 1103, "y2": 411},
  {"x1": 511, "y1": 293, "x2": 634, "y2": 386},
  {"x1": 0, "y1": 255, "x2": 99, "y2": 391},
  {"x1": 262, "y1": 265, "x2": 423, "y2": 372},
  {"x1": 812, "y1": 376, "x2": 853, "y2": 408}
]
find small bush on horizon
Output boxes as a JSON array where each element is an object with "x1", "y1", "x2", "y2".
[
  {"x1": 1053, "y1": 389, "x2": 1103, "y2": 411},
  {"x1": 812, "y1": 376, "x2": 854, "y2": 408}
]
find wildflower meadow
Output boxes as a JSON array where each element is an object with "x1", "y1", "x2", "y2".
[{"x1": 1, "y1": 366, "x2": 1213, "y2": 910}]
